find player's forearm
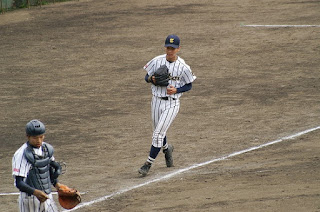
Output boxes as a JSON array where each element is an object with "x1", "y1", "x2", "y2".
[
  {"x1": 50, "y1": 160, "x2": 61, "y2": 186},
  {"x1": 145, "y1": 74, "x2": 150, "y2": 83},
  {"x1": 146, "y1": 73, "x2": 192, "y2": 93},
  {"x1": 145, "y1": 74, "x2": 152, "y2": 83},
  {"x1": 176, "y1": 83, "x2": 192, "y2": 93},
  {"x1": 55, "y1": 182, "x2": 61, "y2": 190},
  {"x1": 145, "y1": 74, "x2": 156, "y2": 84},
  {"x1": 15, "y1": 176, "x2": 35, "y2": 195},
  {"x1": 51, "y1": 178, "x2": 59, "y2": 187}
]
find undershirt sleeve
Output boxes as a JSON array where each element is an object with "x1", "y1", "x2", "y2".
[
  {"x1": 145, "y1": 73, "x2": 150, "y2": 83},
  {"x1": 15, "y1": 176, "x2": 35, "y2": 195},
  {"x1": 177, "y1": 83, "x2": 192, "y2": 93}
]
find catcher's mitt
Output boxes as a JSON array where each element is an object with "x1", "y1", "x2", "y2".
[
  {"x1": 152, "y1": 65, "x2": 170, "y2": 86},
  {"x1": 57, "y1": 184, "x2": 81, "y2": 209}
]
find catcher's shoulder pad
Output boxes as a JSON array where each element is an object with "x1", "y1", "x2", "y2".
[{"x1": 43, "y1": 143, "x2": 54, "y2": 158}]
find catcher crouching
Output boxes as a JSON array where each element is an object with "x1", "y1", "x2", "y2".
[{"x1": 12, "y1": 119, "x2": 81, "y2": 212}]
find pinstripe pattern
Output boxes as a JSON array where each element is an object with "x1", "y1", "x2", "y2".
[
  {"x1": 151, "y1": 96, "x2": 180, "y2": 148},
  {"x1": 12, "y1": 143, "x2": 54, "y2": 177},
  {"x1": 18, "y1": 192, "x2": 58, "y2": 212},
  {"x1": 12, "y1": 143, "x2": 31, "y2": 178},
  {"x1": 144, "y1": 54, "x2": 196, "y2": 99},
  {"x1": 140, "y1": 52, "x2": 196, "y2": 171},
  {"x1": 143, "y1": 54, "x2": 196, "y2": 148},
  {"x1": 13, "y1": 143, "x2": 58, "y2": 212}
]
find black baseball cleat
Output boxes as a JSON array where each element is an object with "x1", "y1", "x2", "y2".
[
  {"x1": 138, "y1": 162, "x2": 152, "y2": 177},
  {"x1": 163, "y1": 144, "x2": 174, "y2": 167}
]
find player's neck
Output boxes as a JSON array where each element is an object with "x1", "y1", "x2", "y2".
[{"x1": 166, "y1": 56, "x2": 177, "y2": 63}]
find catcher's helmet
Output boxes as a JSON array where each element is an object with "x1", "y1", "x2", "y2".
[{"x1": 26, "y1": 119, "x2": 46, "y2": 136}]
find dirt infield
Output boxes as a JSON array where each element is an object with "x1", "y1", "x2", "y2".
[{"x1": 0, "y1": 0, "x2": 320, "y2": 211}]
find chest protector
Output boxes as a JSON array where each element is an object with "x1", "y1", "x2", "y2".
[{"x1": 24, "y1": 142, "x2": 54, "y2": 194}]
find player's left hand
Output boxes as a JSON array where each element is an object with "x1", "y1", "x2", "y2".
[{"x1": 167, "y1": 85, "x2": 177, "y2": 95}]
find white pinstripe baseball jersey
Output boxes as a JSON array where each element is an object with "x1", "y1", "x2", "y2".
[
  {"x1": 12, "y1": 142, "x2": 55, "y2": 180},
  {"x1": 12, "y1": 142, "x2": 58, "y2": 212},
  {"x1": 143, "y1": 54, "x2": 196, "y2": 99}
]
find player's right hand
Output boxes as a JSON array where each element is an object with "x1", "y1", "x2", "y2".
[
  {"x1": 167, "y1": 85, "x2": 177, "y2": 95},
  {"x1": 33, "y1": 189, "x2": 49, "y2": 202}
]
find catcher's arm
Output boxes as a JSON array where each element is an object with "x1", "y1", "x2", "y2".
[
  {"x1": 50, "y1": 160, "x2": 62, "y2": 186},
  {"x1": 55, "y1": 182, "x2": 62, "y2": 191},
  {"x1": 15, "y1": 176, "x2": 49, "y2": 202},
  {"x1": 33, "y1": 189, "x2": 49, "y2": 203}
]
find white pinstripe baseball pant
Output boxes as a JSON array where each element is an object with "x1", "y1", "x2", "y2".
[
  {"x1": 18, "y1": 192, "x2": 59, "y2": 212},
  {"x1": 151, "y1": 96, "x2": 180, "y2": 148}
]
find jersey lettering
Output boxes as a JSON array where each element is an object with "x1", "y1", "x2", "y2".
[{"x1": 143, "y1": 54, "x2": 196, "y2": 99}]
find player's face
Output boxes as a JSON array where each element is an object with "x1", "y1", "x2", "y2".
[
  {"x1": 27, "y1": 134, "x2": 45, "y2": 148},
  {"x1": 165, "y1": 47, "x2": 180, "y2": 61}
]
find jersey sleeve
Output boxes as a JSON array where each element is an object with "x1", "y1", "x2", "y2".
[
  {"x1": 181, "y1": 65, "x2": 196, "y2": 84},
  {"x1": 12, "y1": 145, "x2": 30, "y2": 178},
  {"x1": 143, "y1": 58, "x2": 156, "y2": 76}
]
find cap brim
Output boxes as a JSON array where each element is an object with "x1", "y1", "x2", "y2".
[{"x1": 165, "y1": 44, "x2": 179, "y2": 48}]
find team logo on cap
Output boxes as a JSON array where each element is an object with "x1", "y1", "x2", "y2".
[{"x1": 170, "y1": 38, "x2": 174, "y2": 43}]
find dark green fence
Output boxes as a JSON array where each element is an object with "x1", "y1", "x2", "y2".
[
  {"x1": 1, "y1": 0, "x2": 14, "y2": 11},
  {"x1": 1, "y1": 0, "x2": 67, "y2": 11}
]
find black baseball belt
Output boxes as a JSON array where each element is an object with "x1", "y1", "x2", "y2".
[{"x1": 160, "y1": 97, "x2": 177, "y2": 100}]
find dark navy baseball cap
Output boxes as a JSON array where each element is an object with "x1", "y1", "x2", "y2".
[{"x1": 164, "y1": 34, "x2": 180, "y2": 48}]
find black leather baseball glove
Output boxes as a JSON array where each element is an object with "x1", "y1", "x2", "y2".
[{"x1": 152, "y1": 65, "x2": 170, "y2": 86}]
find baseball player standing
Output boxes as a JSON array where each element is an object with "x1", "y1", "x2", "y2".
[
  {"x1": 12, "y1": 120, "x2": 62, "y2": 212},
  {"x1": 139, "y1": 34, "x2": 196, "y2": 176}
]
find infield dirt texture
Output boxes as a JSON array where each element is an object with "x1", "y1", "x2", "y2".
[{"x1": 0, "y1": 0, "x2": 320, "y2": 211}]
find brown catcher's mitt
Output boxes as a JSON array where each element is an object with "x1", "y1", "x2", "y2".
[{"x1": 57, "y1": 184, "x2": 81, "y2": 209}]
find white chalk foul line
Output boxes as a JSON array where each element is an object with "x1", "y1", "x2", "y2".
[
  {"x1": 0, "y1": 191, "x2": 87, "y2": 196},
  {"x1": 242, "y1": 24, "x2": 320, "y2": 28},
  {"x1": 63, "y1": 125, "x2": 320, "y2": 211},
  {"x1": 0, "y1": 192, "x2": 21, "y2": 196}
]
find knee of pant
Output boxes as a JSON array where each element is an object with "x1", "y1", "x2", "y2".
[
  {"x1": 153, "y1": 132, "x2": 165, "y2": 141},
  {"x1": 152, "y1": 132, "x2": 165, "y2": 148}
]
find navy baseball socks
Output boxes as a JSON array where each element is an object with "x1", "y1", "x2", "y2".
[
  {"x1": 138, "y1": 145, "x2": 159, "y2": 176},
  {"x1": 139, "y1": 142, "x2": 174, "y2": 176}
]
